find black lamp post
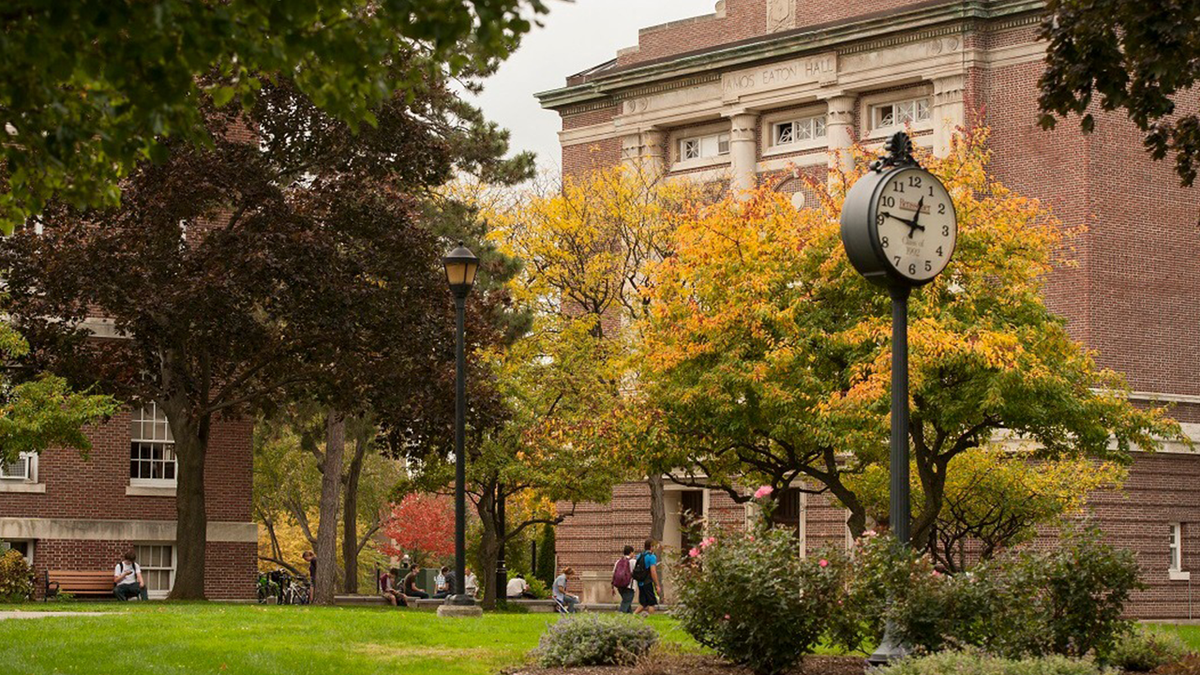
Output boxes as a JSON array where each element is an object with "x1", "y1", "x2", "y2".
[{"x1": 442, "y1": 242, "x2": 480, "y2": 613}]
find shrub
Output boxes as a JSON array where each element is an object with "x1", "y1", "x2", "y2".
[
  {"x1": 674, "y1": 502, "x2": 840, "y2": 675},
  {"x1": 534, "y1": 614, "x2": 658, "y2": 667},
  {"x1": 1106, "y1": 628, "x2": 1190, "y2": 672},
  {"x1": 0, "y1": 549, "x2": 36, "y2": 602},
  {"x1": 1041, "y1": 526, "x2": 1143, "y2": 658},
  {"x1": 830, "y1": 526, "x2": 1142, "y2": 660},
  {"x1": 1155, "y1": 653, "x2": 1200, "y2": 675},
  {"x1": 880, "y1": 650, "x2": 1102, "y2": 675},
  {"x1": 525, "y1": 577, "x2": 550, "y2": 599}
]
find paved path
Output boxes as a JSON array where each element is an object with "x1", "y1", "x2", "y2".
[{"x1": 0, "y1": 611, "x2": 108, "y2": 620}]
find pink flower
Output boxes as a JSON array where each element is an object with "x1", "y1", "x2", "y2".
[
  {"x1": 700, "y1": 537, "x2": 716, "y2": 549},
  {"x1": 724, "y1": 614, "x2": 731, "y2": 620},
  {"x1": 753, "y1": 485, "x2": 774, "y2": 499},
  {"x1": 688, "y1": 547, "x2": 700, "y2": 558},
  {"x1": 931, "y1": 570, "x2": 943, "y2": 578},
  {"x1": 747, "y1": 535, "x2": 754, "y2": 542},
  {"x1": 819, "y1": 559, "x2": 829, "y2": 568},
  {"x1": 863, "y1": 529, "x2": 878, "y2": 538}
]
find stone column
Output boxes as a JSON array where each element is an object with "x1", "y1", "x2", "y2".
[
  {"x1": 641, "y1": 128, "x2": 667, "y2": 177},
  {"x1": 824, "y1": 95, "x2": 857, "y2": 182},
  {"x1": 728, "y1": 112, "x2": 759, "y2": 195},
  {"x1": 620, "y1": 129, "x2": 667, "y2": 177},
  {"x1": 931, "y1": 74, "x2": 966, "y2": 157},
  {"x1": 620, "y1": 132, "x2": 642, "y2": 168}
]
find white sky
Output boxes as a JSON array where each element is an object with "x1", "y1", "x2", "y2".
[{"x1": 471, "y1": 0, "x2": 718, "y2": 173}]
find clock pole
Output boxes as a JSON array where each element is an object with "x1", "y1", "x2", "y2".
[{"x1": 888, "y1": 284, "x2": 911, "y2": 548}]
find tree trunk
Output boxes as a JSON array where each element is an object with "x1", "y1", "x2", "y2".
[
  {"x1": 341, "y1": 433, "x2": 368, "y2": 594},
  {"x1": 475, "y1": 486, "x2": 500, "y2": 610},
  {"x1": 169, "y1": 423, "x2": 209, "y2": 600},
  {"x1": 648, "y1": 473, "x2": 666, "y2": 544},
  {"x1": 314, "y1": 412, "x2": 345, "y2": 605}
]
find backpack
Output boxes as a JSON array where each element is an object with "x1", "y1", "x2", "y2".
[
  {"x1": 611, "y1": 557, "x2": 632, "y2": 588},
  {"x1": 631, "y1": 552, "x2": 650, "y2": 583}
]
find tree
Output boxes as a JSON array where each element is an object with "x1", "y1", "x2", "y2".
[
  {"x1": 1039, "y1": 1, "x2": 1200, "y2": 187},
  {"x1": 489, "y1": 165, "x2": 707, "y2": 542},
  {"x1": 850, "y1": 448, "x2": 1127, "y2": 571},
  {"x1": 0, "y1": 322, "x2": 117, "y2": 465},
  {"x1": 639, "y1": 128, "x2": 1184, "y2": 551},
  {"x1": 379, "y1": 494, "x2": 456, "y2": 565},
  {"x1": 0, "y1": 0, "x2": 547, "y2": 233},
  {"x1": 0, "y1": 60, "x2": 528, "y2": 597}
]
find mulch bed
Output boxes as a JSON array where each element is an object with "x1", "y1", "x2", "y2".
[{"x1": 507, "y1": 654, "x2": 866, "y2": 675}]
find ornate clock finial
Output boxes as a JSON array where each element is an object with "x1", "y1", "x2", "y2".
[{"x1": 870, "y1": 131, "x2": 918, "y2": 172}]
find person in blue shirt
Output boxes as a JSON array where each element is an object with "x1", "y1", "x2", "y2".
[{"x1": 634, "y1": 539, "x2": 662, "y2": 616}]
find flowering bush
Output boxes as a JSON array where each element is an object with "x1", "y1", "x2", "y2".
[
  {"x1": 829, "y1": 526, "x2": 1142, "y2": 660},
  {"x1": 533, "y1": 614, "x2": 658, "y2": 667},
  {"x1": 0, "y1": 549, "x2": 36, "y2": 602},
  {"x1": 674, "y1": 489, "x2": 840, "y2": 675}
]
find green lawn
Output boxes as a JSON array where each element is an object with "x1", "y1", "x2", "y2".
[
  {"x1": 0, "y1": 603, "x2": 698, "y2": 675},
  {"x1": 1155, "y1": 623, "x2": 1200, "y2": 652}
]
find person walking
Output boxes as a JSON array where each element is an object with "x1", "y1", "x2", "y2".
[
  {"x1": 611, "y1": 545, "x2": 636, "y2": 613},
  {"x1": 633, "y1": 539, "x2": 662, "y2": 616}
]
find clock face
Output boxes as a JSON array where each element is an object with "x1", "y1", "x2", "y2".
[{"x1": 872, "y1": 168, "x2": 957, "y2": 283}]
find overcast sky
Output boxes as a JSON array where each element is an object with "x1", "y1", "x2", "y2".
[{"x1": 470, "y1": 0, "x2": 717, "y2": 173}]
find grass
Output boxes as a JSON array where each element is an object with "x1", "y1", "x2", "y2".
[
  {"x1": 1154, "y1": 623, "x2": 1200, "y2": 653},
  {"x1": 0, "y1": 603, "x2": 699, "y2": 675}
]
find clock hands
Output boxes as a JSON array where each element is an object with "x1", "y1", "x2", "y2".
[
  {"x1": 908, "y1": 197, "x2": 926, "y2": 238},
  {"x1": 881, "y1": 208, "x2": 926, "y2": 236}
]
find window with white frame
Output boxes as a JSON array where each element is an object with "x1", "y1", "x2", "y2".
[
  {"x1": 678, "y1": 132, "x2": 730, "y2": 162},
  {"x1": 0, "y1": 452, "x2": 36, "y2": 482},
  {"x1": 135, "y1": 544, "x2": 175, "y2": 597},
  {"x1": 871, "y1": 96, "x2": 931, "y2": 130},
  {"x1": 130, "y1": 403, "x2": 176, "y2": 485},
  {"x1": 1, "y1": 540, "x2": 34, "y2": 563},
  {"x1": 1170, "y1": 523, "x2": 1183, "y2": 572},
  {"x1": 773, "y1": 115, "x2": 827, "y2": 147}
]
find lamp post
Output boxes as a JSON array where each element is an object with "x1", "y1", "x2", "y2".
[{"x1": 439, "y1": 242, "x2": 483, "y2": 617}]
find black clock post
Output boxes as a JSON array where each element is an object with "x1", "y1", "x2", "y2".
[{"x1": 839, "y1": 132, "x2": 957, "y2": 667}]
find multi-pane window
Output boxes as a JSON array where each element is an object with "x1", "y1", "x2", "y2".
[
  {"x1": 130, "y1": 403, "x2": 176, "y2": 485},
  {"x1": 871, "y1": 97, "x2": 931, "y2": 130},
  {"x1": 0, "y1": 453, "x2": 34, "y2": 481},
  {"x1": 0, "y1": 540, "x2": 33, "y2": 563},
  {"x1": 135, "y1": 544, "x2": 175, "y2": 597},
  {"x1": 1170, "y1": 523, "x2": 1183, "y2": 572},
  {"x1": 678, "y1": 133, "x2": 730, "y2": 162},
  {"x1": 773, "y1": 115, "x2": 827, "y2": 146}
]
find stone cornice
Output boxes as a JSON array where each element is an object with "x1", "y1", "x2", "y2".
[{"x1": 537, "y1": 0, "x2": 1045, "y2": 111}]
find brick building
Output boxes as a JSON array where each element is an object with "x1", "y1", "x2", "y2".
[
  {"x1": 0, "y1": 364, "x2": 257, "y2": 600},
  {"x1": 537, "y1": 0, "x2": 1200, "y2": 618}
]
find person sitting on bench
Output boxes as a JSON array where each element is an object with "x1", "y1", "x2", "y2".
[
  {"x1": 113, "y1": 550, "x2": 149, "y2": 601},
  {"x1": 506, "y1": 573, "x2": 537, "y2": 599},
  {"x1": 380, "y1": 567, "x2": 407, "y2": 607},
  {"x1": 403, "y1": 564, "x2": 429, "y2": 599}
]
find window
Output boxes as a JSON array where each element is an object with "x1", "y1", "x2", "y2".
[
  {"x1": 1170, "y1": 523, "x2": 1183, "y2": 572},
  {"x1": 871, "y1": 97, "x2": 931, "y2": 130},
  {"x1": 130, "y1": 403, "x2": 176, "y2": 485},
  {"x1": 135, "y1": 544, "x2": 175, "y2": 598},
  {"x1": 678, "y1": 132, "x2": 730, "y2": 163},
  {"x1": 773, "y1": 115, "x2": 827, "y2": 147},
  {"x1": 0, "y1": 452, "x2": 35, "y2": 481},
  {"x1": 1, "y1": 540, "x2": 34, "y2": 563}
]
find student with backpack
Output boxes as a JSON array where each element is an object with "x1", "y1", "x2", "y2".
[
  {"x1": 632, "y1": 539, "x2": 662, "y2": 616},
  {"x1": 610, "y1": 545, "x2": 636, "y2": 613},
  {"x1": 112, "y1": 550, "x2": 149, "y2": 601}
]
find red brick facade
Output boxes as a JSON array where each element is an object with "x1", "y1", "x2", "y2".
[
  {"x1": 541, "y1": 0, "x2": 1200, "y2": 618},
  {"x1": 0, "y1": 411, "x2": 256, "y2": 600}
]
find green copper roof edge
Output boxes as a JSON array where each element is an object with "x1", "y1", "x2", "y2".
[{"x1": 536, "y1": 0, "x2": 1044, "y2": 111}]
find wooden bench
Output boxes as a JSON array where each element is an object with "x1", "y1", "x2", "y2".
[{"x1": 45, "y1": 571, "x2": 115, "y2": 601}]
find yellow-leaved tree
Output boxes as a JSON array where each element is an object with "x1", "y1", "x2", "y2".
[{"x1": 638, "y1": 127, "x2": 1184, "y2": 554}]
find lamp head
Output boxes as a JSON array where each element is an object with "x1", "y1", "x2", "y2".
[{"x1": 443, "y1": 242, "x2": 480, "y2": 298}]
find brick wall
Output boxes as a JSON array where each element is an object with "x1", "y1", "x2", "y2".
[{"x1": 1, "y1": 410, "x2": 252, "y2": 522}]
